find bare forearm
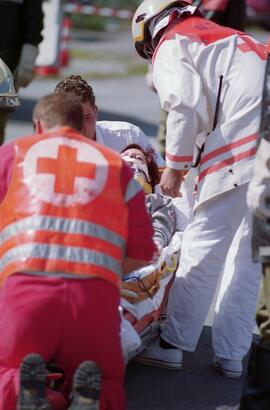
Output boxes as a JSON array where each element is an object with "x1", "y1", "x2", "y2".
[{"x1": 122, "y1": 257, "x2": 149, "y2": 276}]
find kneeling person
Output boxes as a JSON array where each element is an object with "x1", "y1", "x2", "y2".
[{"x1": 0, "y1": 93, "x2": 156, "y2": 409}]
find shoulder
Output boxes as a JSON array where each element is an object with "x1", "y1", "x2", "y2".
[
  {"x1": 0, "y1": 141, "x2": 15, "y2": 201},
  {"x1": 96, "y1": 120, "x2": 151, "y2": 153},
  {"x1": 97, "y1": 120, "x2": 142, "y2": 134},
  {"x1": 0, "y1": 141, "x2": 15, "y2": 163}
]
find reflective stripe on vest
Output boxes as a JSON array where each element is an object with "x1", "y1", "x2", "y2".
[
  {"x1": 1, "y1": 215, "x2": 125, "y2": 248},
  {"x1": 0, "y1": 243, "x2": 122, "y2": 277}
]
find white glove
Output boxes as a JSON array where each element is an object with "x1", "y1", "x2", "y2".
[
  {"x1": 14, "y1": 44, "x2": 39, "y2": 89},
  {"x1": 247, "y1": 138, "x2": 270, "y2": 219}
]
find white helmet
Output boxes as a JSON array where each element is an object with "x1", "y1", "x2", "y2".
[
  {"x1": 0, "y1": 59, "x2": 20, "y2": 108},
  {"x1": 132, "y1": 0, "x2": 192, "y2": 59}
]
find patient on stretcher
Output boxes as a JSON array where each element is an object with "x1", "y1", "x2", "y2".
[
  {"x1": 120, "y1": 144, "x2": 190, "y2": 358},
  {"x1": 121, "y1": 144, "x2": 177, "y2": 253}
]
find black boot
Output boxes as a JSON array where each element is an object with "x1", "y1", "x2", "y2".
[
  {"x1": 239, "y1": 341, "x2": 270, "y2": 410},
  {"x1": 68, "y1": 361, "x2": 102, "y2": 410},
  {"x1": 17, "y1": 353, "x2": 51, "y2": 410}
]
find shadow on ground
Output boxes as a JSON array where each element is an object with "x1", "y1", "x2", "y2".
[
  {"x1": 10, "y1": 98, "x2": 158, "y2": 137},
  {"x1": 126, "y1": 326, "x2": 248, "y2": 410}
]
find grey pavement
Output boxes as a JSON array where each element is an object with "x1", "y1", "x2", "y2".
[
  {"x1": 126, "y1": 327, "x2": 248, "y2": 410},
  {"x1": 4, "y1": 27, "x2": 269, "y2": 410}
]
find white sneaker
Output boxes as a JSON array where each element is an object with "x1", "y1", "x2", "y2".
[
  {"x1": 213, "y1": 357, "x2": 243, "y2": 379},
  {"x1": 132, "y1": 339, "x2": 182, "y2": 370}
]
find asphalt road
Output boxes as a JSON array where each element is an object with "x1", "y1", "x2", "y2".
[
  {"x1": 126, "y1": 327, "x2": 248, "y2": 410},
  {"x1": 4, "y1": 27, "x2": 269, "y2": 410}
]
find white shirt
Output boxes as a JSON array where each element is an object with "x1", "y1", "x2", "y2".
[{"x1": 95, "y1": 120, "x2": 165, "y2": 168}]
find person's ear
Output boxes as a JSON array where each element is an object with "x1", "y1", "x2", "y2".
[
  {"x1": 32, "y1": 120, "x2": 37, "y2": 132},
  {"x1": 34, "y1": 118, "x2": 43, "y2": 134}
]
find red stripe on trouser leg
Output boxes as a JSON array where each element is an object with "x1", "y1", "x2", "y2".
[
  {"x1": 165, "y1": 151, "x2": 193, "y2": 163},
  {"x1": 0, "y1": 274, "x2": 125, "y2": 410}
]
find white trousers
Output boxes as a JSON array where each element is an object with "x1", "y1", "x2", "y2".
[{"x1": 161, "y1": 184, "x2": 261, "y2": 359}]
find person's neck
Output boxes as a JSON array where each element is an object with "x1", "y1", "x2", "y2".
[{"x1": 41, "y1": 125, "x2": 74, "y2": 134}]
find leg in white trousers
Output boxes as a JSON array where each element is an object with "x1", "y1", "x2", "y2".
[
  {"x1": 212, "y1": 216, "x2": 261, "y2": 360},
  {"x1": 161, "y1": 184, "x2": 259, "y2": 352}
]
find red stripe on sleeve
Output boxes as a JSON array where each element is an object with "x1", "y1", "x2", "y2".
[{"x1": 166, "y1": 152, "x2": 193, "y2": 163}]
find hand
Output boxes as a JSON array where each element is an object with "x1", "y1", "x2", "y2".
[
  {"x1": 14, "y1": 44, "x2": 38, "y2": 89},
  {"x1": 160, "y1": 167, "x2": 186, "y2": 197}
]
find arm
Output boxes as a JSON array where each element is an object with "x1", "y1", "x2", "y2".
[
  {"x1": 121, "y1": 162, "x2": 156, "y2": 275},
  {"x1": 146, "y1": 194, "x2": 176, "y2": 248},
  {"x1": 247, "y1": 46, "x2": 270, "y2": 218},
  {"x1": 153, "y1": 37, "x2": 209, "y2": 196},
  {"x1": 15, "y1": 0, "x2": 44, "y2": 89},
  {"x1": 22, "y1": 0, "x2": 43, "y2": 47},
  {"x1": 122, "y1": 258, "x2": 151, "y2": 275},
  {"x1": 0, "y1": 142, "x2": 14, "y2": 203},
  {"x1": 247, "y1": 139, "x2": 270, "y2": 219}
]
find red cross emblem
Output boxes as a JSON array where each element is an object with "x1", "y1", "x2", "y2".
[
  {"x1": 237, "y1": 36, "x2": 267, "y2": 61},
  {"x1": 24, "y1": 137, "x2": 108, "y2": 206},
  {"x1": 36, "y1": 145, "x2": 96, "y2": 195}
]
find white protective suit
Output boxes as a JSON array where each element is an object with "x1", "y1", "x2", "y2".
[
  {"x1": 95, "y1": 120, "x2": 165, "y2": 168},
  {"x1": 152, "y1": 14, "x2": 266, "y2": 358}
]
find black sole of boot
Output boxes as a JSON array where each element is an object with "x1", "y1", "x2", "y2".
[
  {"x1": 69, "y1": 361, "x2": 101, "y2": 410},
  {"x1": 17, "y1": 353, "x2": 51, "y2": 410}
]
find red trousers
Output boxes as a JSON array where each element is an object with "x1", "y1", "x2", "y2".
[{"x1": 0, "y1": 274, "x2": 126, "y2": 410}]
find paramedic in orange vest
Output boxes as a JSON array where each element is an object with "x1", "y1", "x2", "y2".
[
  {"x1": 0, "y1": 92, "x2": 156, "y2": 410},
  {"x1": 131, "y1": 0, "x2": 266, "y2": 375}
]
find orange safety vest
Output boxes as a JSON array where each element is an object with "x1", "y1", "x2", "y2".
[{"x1": 0, "y1": 127, "x2": 129, "y2": 289}]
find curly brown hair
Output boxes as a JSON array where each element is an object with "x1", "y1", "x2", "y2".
[
  {"x1": 121, "y1": 143, "x2": 160, "y2": 191},
  {"x1": 54, "y1": 75, "x2": 96, "y2": 106}
]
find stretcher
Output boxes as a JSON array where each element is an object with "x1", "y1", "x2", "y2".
[{"x1": 120, "y1": 232, "x2": 182, "y2": 362}]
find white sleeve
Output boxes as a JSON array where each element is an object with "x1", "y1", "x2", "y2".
[{"x1": 153, "y1": 37, "x2": 209, "y2": 170}]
